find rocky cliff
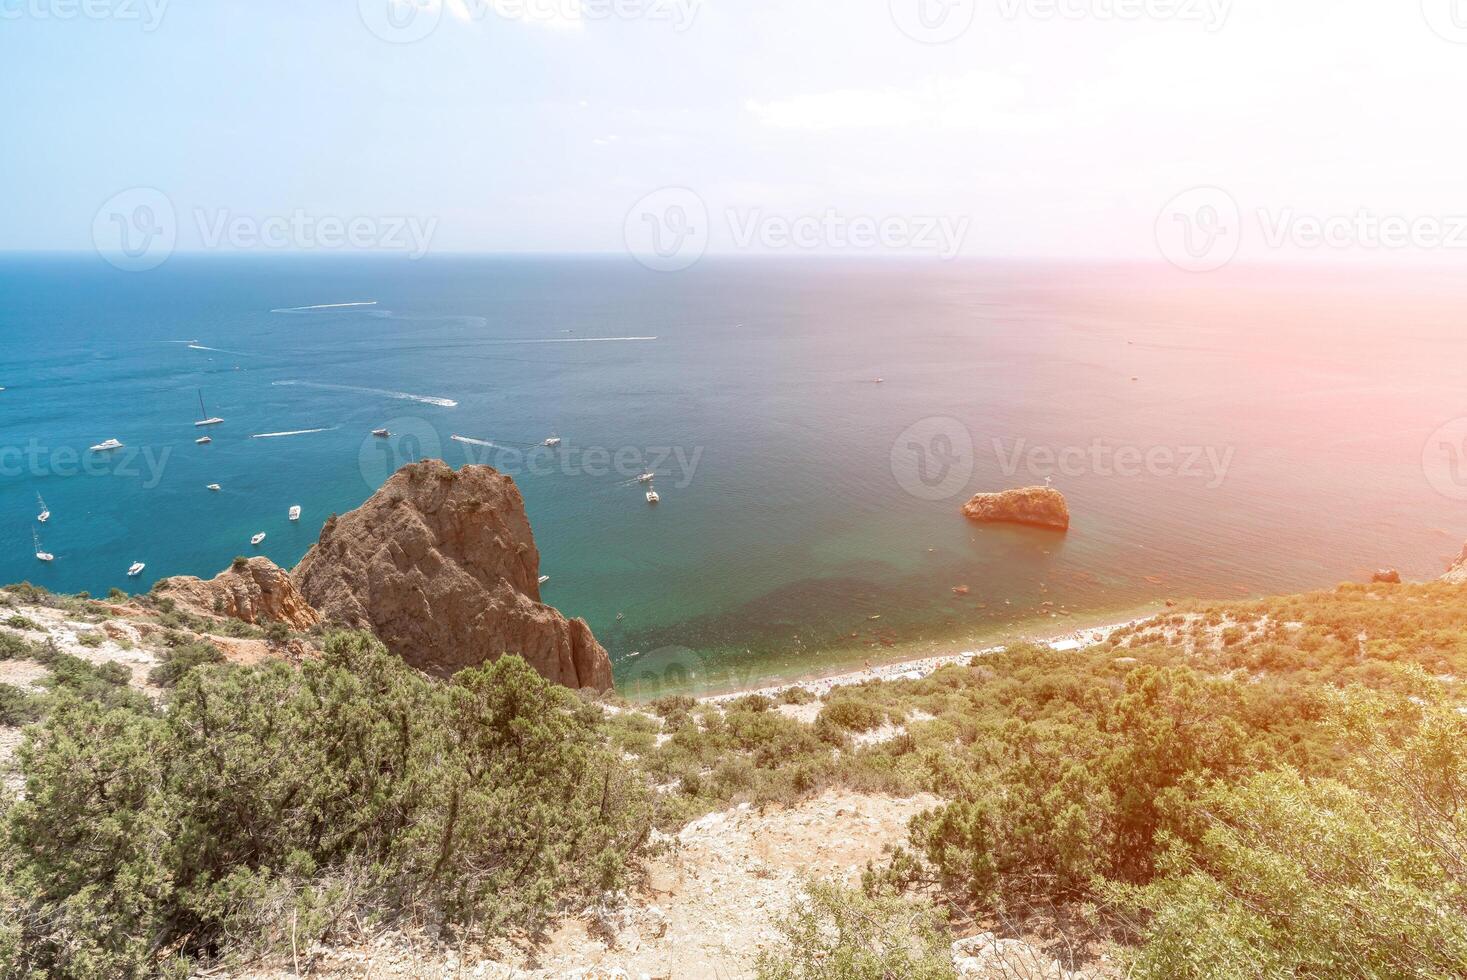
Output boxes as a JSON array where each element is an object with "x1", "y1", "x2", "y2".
[
  {"x1": 292, "y1": 459, "x2": 613, "y2": 690},
  {"x1": 1445, "y1": 543, "x2": 1467, "y2": 584},
  {"x1": 962, "y1": 486, "x2": 1071, "y2": 531},
  {"x1": 153, "y1": 556, "x2": 322, "y2": 629}
]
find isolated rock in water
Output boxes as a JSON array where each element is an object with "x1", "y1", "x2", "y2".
[
  {"x1": 153, "y1": 556, "x2": 322, "y2": 629},
  {"x1": 292, "y1": 459, "x2": 613, "y2": 690},
  {"x1": 1372, "y1": 568, "x2": 1402, "y2": 584},
  {"x1": 962, "y1": 486, "x2": 1070, "y2": 531}
]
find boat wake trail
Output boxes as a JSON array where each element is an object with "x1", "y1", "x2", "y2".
[
  {"x1": 251, "y1": 427, "x2": 338, "y2": 439},
  {"x1": 187, "y1": 343, "x2": 254, "y2": 355},
  {"x1": 450, "y1": 434, "x2": 521, "y2": 451},
  {"x1": 490, "y1": 336, "x2": 658, "y2": 344},
  {"x1": 271, "y1": 301, "x2": 379, "y2": 313},
  {"x1": 273, "y1": 380, "x2": 458, "y2": 408}
]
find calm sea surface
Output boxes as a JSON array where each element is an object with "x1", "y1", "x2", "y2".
[{"x1": 2, "y1": 255, "x2": 1464, "y2": 693}]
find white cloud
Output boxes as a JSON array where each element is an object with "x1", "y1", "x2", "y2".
[{"x1": 745, "y1": 73, "x2": 1032, "y2": 132}]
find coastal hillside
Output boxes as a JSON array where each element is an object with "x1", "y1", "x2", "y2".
[{"x1": 1, "y1": 552, "x2": 1464, "y2": 977}]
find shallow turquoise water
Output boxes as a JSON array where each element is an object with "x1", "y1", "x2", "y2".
[{"x1": 3, "y1": 255, "x2": 1465, "y2": 692}]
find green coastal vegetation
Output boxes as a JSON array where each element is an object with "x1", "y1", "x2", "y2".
[{"x1": 0, "y1": 579, "x2": 1464, "y2": 977}]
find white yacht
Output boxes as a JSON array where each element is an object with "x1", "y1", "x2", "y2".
[
  {"x1": 288, "y1": 505, "x2": 301, "y2": 521},
  {"x1": 195, "y1": 435, "x2": 212, "y2": 445},
  {"x1": 372, "y1": 428, "x2": 390, "y2": 438},
  {"x1": 90, "y1": 438, "x2": 123, "y2": 452},
  {"x1": 636, "y1": 472, "x2": 655, "y2": 483},
  {"x1": 35, "y1": 493, "x2": 49, "y2": 523},
  {"x1": 646, "y1": 489, "x2": 660, "y2": 504},
  {"x1": 538, "y1": 574, "x2": 550, "y2": 585},
  {"x1": 544, "y1": 436, "x2": 562, "y2": 448},
  {"x1": 206, "y1": 483, "x2": 222, "y2": 492},
  {"x1": 251, "y1": 532, "x2": 266, "y2": 546},
  {"x1": 195, "y1": 389, "x2": 224, "y2": 427},
  {"x1": 33, "y1": 530, "x2": 53, "y2": 563},
  {"x1": 127, "y1": 562, "x2": 145, "y2": 577}
]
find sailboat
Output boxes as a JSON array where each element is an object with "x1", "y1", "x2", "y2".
[
  {"x1": 33, "y1": 529, "x2": 52, "y2": 563},
  {"x1": 288, "y1": 505, "x2": 301, "y2": 522},
  {"x1": 35, "y1": 493, "x2": 49, "y2": 523},
  {"x1": 195, "y1": 389, "x2": 224, "y2": 427}
]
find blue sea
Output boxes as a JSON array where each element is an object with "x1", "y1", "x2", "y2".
[{"x1": 3, "y1": 254, "x2": 1465, "y2": 693}]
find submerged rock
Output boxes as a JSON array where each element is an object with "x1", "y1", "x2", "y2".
[
  {"x1": 961, "y1": 486, "x2": 1070, "y2": 531},
  {"x1": 292, "y1": 459, "x2": 613, "y2": 690},
  {"x1": 153, "y1": 556, "x2": 321, "y2": 629}
]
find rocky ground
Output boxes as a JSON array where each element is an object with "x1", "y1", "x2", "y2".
[{"x1": 227, "y1": 788, "x2": 1092, "y2": 980}]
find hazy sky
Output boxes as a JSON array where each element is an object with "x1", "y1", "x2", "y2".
[{"x1": 4, "y1": 0, "x2": 1467, "y2": 263}]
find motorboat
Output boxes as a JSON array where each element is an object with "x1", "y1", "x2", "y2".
[
  {"x1": 646, "y1": 490, "x2": 660, "y2": 504},
  {"x1": 372, "y1": 428, "x2": 390, "y2": 438},
  {"x1": 538, "y1": 574, "x2": 550, "y2": 585},
  {"x1": 195, "y1": 435, "x2": 212, "y2": 445},
  {"x1": 289, "y1": 505, "x2": 301, "y2": 521},
  {"x1": 206, "y1": 483, "x2": 222, "y2": 492},
  {"x1": 127, "y1": 562, "x2": 145, "y2": 577},
  {"x1": 636, "y1": 472, "x2": 655, "y2": 483},
  {"x1": 90, "y1": 438, "x2": 123, "y2": 452},
  {"x1": 251, "y1": 532, "x2": 266, "y2": 546},
  {"x1": 544, "y1": 436, "x2": 562, "y2": 448}
]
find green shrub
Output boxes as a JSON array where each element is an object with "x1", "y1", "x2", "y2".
[
  {"x1": 74, "y1": 632, "x2": 103, "y2": 649},
  {"x1": 756, "y1": 880, "x2": 956, "y2": 979},
  {"x1": 818, "y1": 698, "x2": 886, "y2": 733},
  {"x1": 147, "y1": 640, "x2": 225, "y2": 688},
  {"x1": 0, "y1": 684, "x2": 42, "y2": 726},
  {"x1": 3, "y1": 633, "x2": 653, "y2": 977},
  {"x1": 5, "y1": 616, "x2": 40, "y2": 632},
  {"x1": 778, "y1": 686, "x2": 816, "y2": 705}
]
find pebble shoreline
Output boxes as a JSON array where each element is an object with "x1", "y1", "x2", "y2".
[{"x1": 704, "y1": 617, "x2": 1149, "y2": 705}]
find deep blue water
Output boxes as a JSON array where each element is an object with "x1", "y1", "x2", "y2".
[{"x1": 3, "y1": 254, "x2": 1465, "y2": 693}]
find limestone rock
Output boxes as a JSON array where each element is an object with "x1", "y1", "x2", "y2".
[
  {"x1": 292, "y1": 459, "x2": 613, "y2": 690},
  {"x1": 962, "y1": 486, "x2": 1070, "y2": 531},
  {"x1": 153, "y1": 556, "x2": 321, "y2": 629}
]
